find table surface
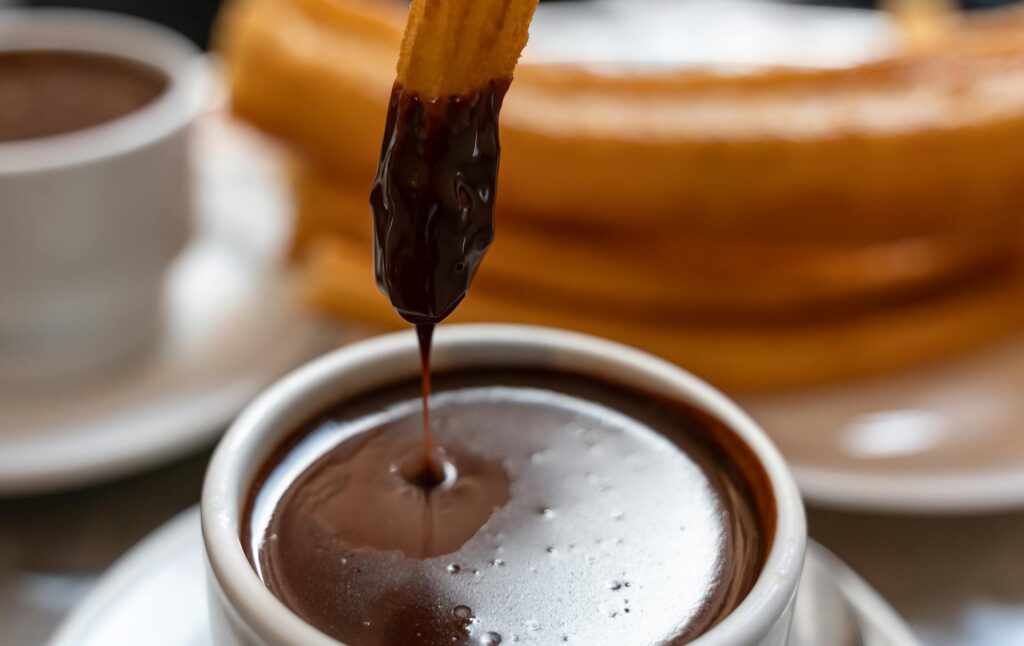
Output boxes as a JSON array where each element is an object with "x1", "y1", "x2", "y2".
[{"x1": 1, "y1": 444, "x2": 1022, "y2": 646}]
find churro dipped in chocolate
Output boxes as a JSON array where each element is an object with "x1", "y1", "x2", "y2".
[{"x1": 370, "y1": 0, "x2": 538, "y2": 324}]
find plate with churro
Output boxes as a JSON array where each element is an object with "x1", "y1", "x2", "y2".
[{"x1": 213, "y1": 0, "x2": 1024, "y2": 512}]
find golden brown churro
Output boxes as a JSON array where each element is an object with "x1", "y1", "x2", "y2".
[
  {"x1": 303, "y1": 232, "x2": 1024, "y2": 392},
  {"x1": 293, "y1": 167, "x2": 1023, "y2": 319},
  {"x1": 219, "y1": 0, "x2": 1024, "y2": 390},
  {"x1": 222, "y1": 1, "x2": 1024, "y2": 241},
  {"x1": 396, "y1": 0, "x2": 537, "y2": 96}
]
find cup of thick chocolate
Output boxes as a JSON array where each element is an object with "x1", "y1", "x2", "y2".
[
  {"x1": 0, "y1": 10, "x2": 204, "y2": 381},
  {"x1": 203, "y1": 325, "x2": 805, "y2": 645}
]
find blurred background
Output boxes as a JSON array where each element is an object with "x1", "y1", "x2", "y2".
[
  {"x1": 4, "y1": 0, "x2": 1024, "y2": 644},
  {"x1": 6, "y1": 0, "x2": 1024, "y2": 47}
]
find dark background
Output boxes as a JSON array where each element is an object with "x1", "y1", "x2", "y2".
[
  {"x1": 23, "y1": 0, "x2": 223, "y2": 46},
  {"x1": 18, "y1": 0, "x2": 1023, "y2": 48}
]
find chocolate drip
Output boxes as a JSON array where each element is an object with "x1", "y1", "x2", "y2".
[
  {"x1": 370, "y1": 81, "x2": 508, "y2": 324},
  {"x1": 414, "y1": 322, "x2": 444, "y2": 485}
]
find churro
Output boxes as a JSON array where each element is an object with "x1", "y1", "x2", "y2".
[{"x1": 370, "y1": 0, "x2": 538, "y2": 323}]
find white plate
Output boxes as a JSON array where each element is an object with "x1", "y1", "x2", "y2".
[
  {"x1": 0, "y1": 109, "x2": 338, "y2": 496},
  {"x1": 743, "y1": 335, "x2": 1024, "y2": 514},
  {"x1": 49, "y1": 507, "x2": 919, "y2": 646}
]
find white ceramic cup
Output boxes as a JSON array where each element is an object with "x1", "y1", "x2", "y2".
[
  {"x1": 0, "y1": 9, "x2": 206, "y2": 382},
  {"x1": 203, "y1": 325, "x2": 807, "y2": 646}
]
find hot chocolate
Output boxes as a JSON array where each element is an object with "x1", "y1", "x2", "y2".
[
  {"x1": 0, "y1": 50, "x2": 166, "y2": 142},
  {"x1": 245, "y1": 368, "x2": 772, "y2": 645}
]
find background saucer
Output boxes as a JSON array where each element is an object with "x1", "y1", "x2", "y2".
[
  {"x1": 744, "y1": 333, "x2": 1024, "y2": 514},
  {"x1": 48, "y1": 507, "x2": 918, "y2": 646},
  {"x1": 0, "y1": 109, "x2": 338, "y2": 496}
]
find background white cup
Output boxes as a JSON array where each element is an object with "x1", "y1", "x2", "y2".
[
  {"x1": 202, "y1": 324, "x2": 807, "y2": 646},
  {"x1": 0, "y1": 9, "x2": 205, "y2": 382}
]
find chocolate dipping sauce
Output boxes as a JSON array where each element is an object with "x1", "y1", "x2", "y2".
[
  {"x1": 0, "y1": 50, "x2": 166, "y2": 142},
  {"x1": 245, "y1": 369, "x2": 772, "y2": 646}
]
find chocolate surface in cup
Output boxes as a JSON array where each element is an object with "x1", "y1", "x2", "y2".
[
  {"x1": 244, "y1": 368, "x2": 773, "y2": 645},
  {"x1": 0, "y1": 50, "x2": 166, "y2": 142}
]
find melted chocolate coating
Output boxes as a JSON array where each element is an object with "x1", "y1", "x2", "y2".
[
  {"x1": 245, "y1": 370, "x2": 771, "y2": 646},
  {"x1": 369, "y1": 81, "x2": 508, "y2": 324}
]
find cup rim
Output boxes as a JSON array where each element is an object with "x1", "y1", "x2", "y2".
[
  {"x1": 0, "y1": 8, "x2": 206, "y2": 175},
  {"x1": 202, "y1": 324, "x2": 806, "y2": 645}
]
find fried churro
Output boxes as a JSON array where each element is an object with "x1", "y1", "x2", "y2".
[
  {"x1": 218, "y1": 0, "x2": 1024, "y2": 390},
  {"x1": 370, "y1": 0, "x2": 538, "y2": 323}
]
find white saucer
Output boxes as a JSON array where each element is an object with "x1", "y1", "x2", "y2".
[
  {"x1": 742, "y1": 334, "x2": 1024, "y2": 514},
  {"x1": 0, "y1": 111, "x2": 338, "y2": 496},
  {"x1": 49, "y1": 507, "x2": 918, "y2": 646}
]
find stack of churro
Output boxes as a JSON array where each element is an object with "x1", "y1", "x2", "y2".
[{"x1": 219, "y1": 0, "x2": 1024, "y2": 392}]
